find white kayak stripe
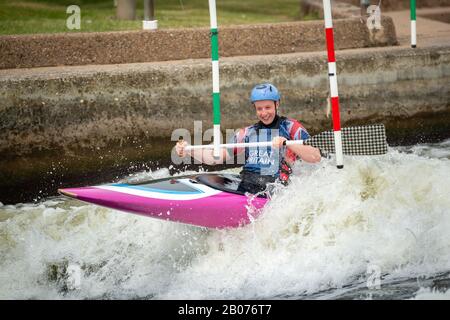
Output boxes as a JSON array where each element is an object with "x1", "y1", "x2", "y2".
[{"x1": 96, "y1": 179, "x2": 222, "y2": 201}]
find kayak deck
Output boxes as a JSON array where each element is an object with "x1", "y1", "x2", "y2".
[{"x1": 58, "y1": 173, "x2": 268, "y2": 229}]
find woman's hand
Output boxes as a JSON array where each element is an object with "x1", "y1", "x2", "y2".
[{"x1": 272, "y1": 136, "x2": 287, "y2": 149}]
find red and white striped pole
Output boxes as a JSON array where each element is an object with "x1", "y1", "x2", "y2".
[{"x1": 323, "y1": 0, "x2": 344, "y2": 169}]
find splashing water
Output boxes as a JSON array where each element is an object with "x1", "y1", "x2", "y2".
[{"x1": 0, "y1": 140, "x2": 449, "y2": 299}]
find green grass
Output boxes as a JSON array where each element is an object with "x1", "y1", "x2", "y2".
[{"x1": 0, "y1": 0, "x2": 319, "y2": 35}]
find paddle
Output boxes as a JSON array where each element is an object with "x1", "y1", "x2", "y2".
[{"x1": 184, "y1": 124, "x2": 388, "y2": 156}]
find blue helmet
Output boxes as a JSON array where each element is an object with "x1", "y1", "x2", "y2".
[{"x1": 250, "y1": 83, "x2": 280, "y2": 104}]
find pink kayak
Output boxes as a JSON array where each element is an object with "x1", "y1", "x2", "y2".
[{"x1": 58, "y1": 173, "x2": 268, "y2": 229}]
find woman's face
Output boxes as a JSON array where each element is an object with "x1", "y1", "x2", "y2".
[{"x1": 254, "y1": 100, "x2": 278, "y2": 125}]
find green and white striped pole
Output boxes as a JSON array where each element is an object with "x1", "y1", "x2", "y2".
[
  {"x1": 208, "y1": 0, "x2": 221, "y2": 158},
  {"x1": 411, "y1": 0, "x2": 417, "y2": 48}
]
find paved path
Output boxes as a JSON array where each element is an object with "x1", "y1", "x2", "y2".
[{"x1": 384, "y1": 7, "x2": 450, "y2": 46}]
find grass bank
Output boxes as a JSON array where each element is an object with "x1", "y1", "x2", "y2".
[{"x1": 0, "y1": 0, "x2": 318, "y2": 35}]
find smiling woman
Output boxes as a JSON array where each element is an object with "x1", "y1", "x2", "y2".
[{"x1": 0, "y1": 0, "x2": 315, "y2": 35}]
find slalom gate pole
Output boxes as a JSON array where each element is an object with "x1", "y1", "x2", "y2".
[
  {"x1": 411, "y1": 0, "x2": 417, "y2": 48},
  {"x1": 323, "y1": 0, "x2": 344, "y2": 169},
  {"x1": 208, "y1": 0, "x2": 221, "y2": 158}
]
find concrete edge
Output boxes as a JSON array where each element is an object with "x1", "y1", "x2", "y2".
[{"x1": 0, "y1": 16, "x2": 398, "y2": 69}]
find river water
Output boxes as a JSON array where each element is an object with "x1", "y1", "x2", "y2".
[{"x1": 1, "y1": 139, "x2": 449, "y2": 300}]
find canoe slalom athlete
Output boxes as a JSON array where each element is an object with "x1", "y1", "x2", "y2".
[{"x1": 175, "y1": 83, "x2": 321, "y2": 193}]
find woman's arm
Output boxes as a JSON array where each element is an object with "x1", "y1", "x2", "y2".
[
  {"x1": 175, "y1": 128, "x2": 246, "y2": 165},
  {"x1": 175, "y1": 140, "x2": 231, "y2": 165},
  {"x1": 272, "y1": 137, "x2": 321, "y2": 164},
  {"x1": 286, "y1": 144, "x2": 321, "y2": 163}
]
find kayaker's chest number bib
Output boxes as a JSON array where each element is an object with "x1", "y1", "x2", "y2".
[{"x1": 221, "y1": 304, "x2": 271, "y2": 315}]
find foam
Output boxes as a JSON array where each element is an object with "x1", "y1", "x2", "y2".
[{"x1": 0, "y1": 143, "x2": 449, "y2": 299}]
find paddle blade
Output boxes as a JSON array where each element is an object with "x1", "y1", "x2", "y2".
[{"x1": 308, "y1": 124, "x2": 388, "y2": 155}]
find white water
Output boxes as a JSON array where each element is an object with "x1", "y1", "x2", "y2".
[
  {"x1": 411, "y1": 287, "x2": 450, "y2": 300},
  {"x1": 0, "y1": 140, "x2": 449, "y2": 300}
]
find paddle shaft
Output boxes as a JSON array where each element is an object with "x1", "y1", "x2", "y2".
[
  {"x1": 181, "y1": 124, "x2": 388, "y2": 156},
  {"x1": 185, "y1": 140, "x2": 305, "y2": 151}
]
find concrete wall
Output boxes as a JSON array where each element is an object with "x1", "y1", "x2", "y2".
[
  {"x1": 2, "y1": 45, "x2": 449, "y2": 155},
  {"x1": 1, "y1": 44, "x2": 449, "y2": 203},
  {"x1": 0, "y1": 18, "x2": 397, "y2": 69}
]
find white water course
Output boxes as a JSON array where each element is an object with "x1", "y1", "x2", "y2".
[{"x1": 1, "y1": 140, "x2": 450, "y2": 299}]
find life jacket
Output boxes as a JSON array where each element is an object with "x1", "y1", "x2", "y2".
[{"x1": 232, "y1": 115, "x2": 310, "y2": 185}]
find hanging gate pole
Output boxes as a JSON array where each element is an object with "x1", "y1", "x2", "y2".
[
  {"x1": 208, "y1": 0, "x2": 221, "y2": 158},
  {"x1": 411, "y1": 0, "x2": 417, "y2": 48},
  {"x1": 323, "y1": 0, "x2": 344, "y2": 169}
]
